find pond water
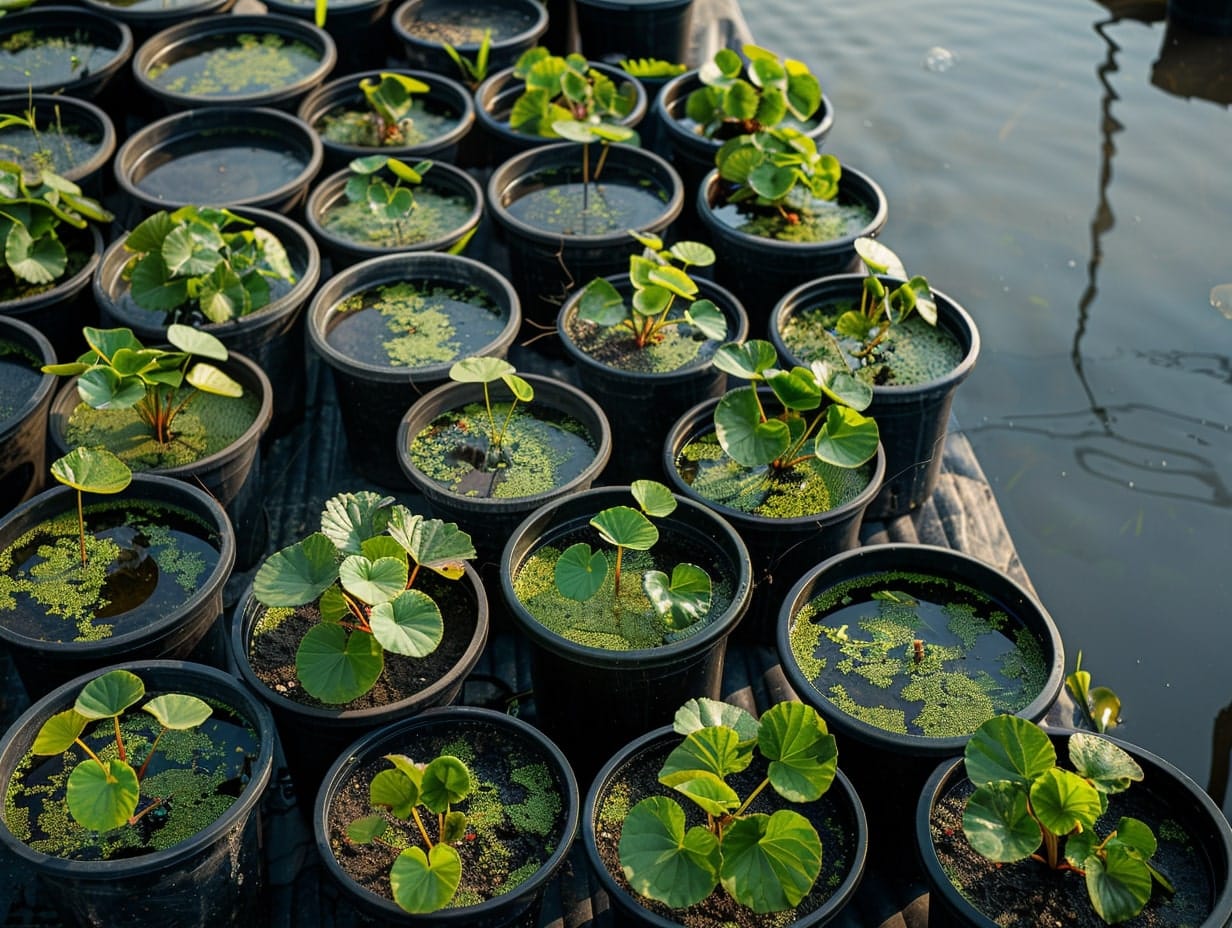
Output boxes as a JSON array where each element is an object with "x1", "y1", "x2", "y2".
[{"x1": 741, "y1": 0, "x2": 1232, "y2": 816}]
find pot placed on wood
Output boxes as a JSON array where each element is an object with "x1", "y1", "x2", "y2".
[{"x1": 0, "y1": 317, "x2": 56, "y2": 512}]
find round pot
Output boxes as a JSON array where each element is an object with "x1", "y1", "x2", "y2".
[
  {"x1": 770, "y1": 274, "x2": 981, "y2": 519},
  {"x1": 487, "y1": 141, "x2": 683, "y2": 328},
  {"x1": 584, "y1": 721, "x2": 868, "y2": 927},
  {"x1": 93, "y1": 206, "x2": 322, "y2": 437},
  {"x1": 918, "y1": 728, "x2": 1232, "y2": 927},
  {"x1": 0, "y1": 224, "x2": 103, "y2": 364},
  {"x1": 473, "y1": 61, "x2": 648, "y2": 166},
  {"x1": 1168, "y1": 0, "x2": 1232, "y2": 33},
  {"x1": 396, "y1": 372, "x2": 612, "y2": 566},
  {"x1": 231, "y1": 561, "x2": 489, "y2": 796},
  {"x1": 79, "y1": 0, "x2": 236, "y2": 43},
  {"x1": 0, "y1": 317, "x2": 56, "y2": 513},
  {"x1": 296, "y1": 68, "x2": 475, "y2": 173},
  {"x1": 114, "y1": 105, "x2": 324, "y2": 216},
  {"x1": 557, "y1": 273, "x2": 748, "y2": 485},
  {"x1": 663, "y1": 388, "x2": 886, "y2": 641},
  {"x1": 0, "y1": 94, "x2": 116, "y2": 197},
  {"x1": 778, "y1": 543, "x2": 1065, "y2": 875},
  {"x1": 0, "y1": 476, "x2": 235, "y2": 698},
  {"x1": 314, "y1": 705, "x2": 579, "y2": 927},
  {"x1": 48, "y1": 351, "x2": 273, "y2": 570},
  {"x1": 263, "y1": 0, "x2": 392, "y2": 71},
  {"x1": 133, "y1": 13, "x2": 337, "y2": 113},
  {"x1": 307, "y1": 252, "x2": 521, "y2": 487},
  {"x1": 574, "y1": 0, "x2": 694, "y2": 66},
  {"x1": 500, "y1": 484, "x2": 753, "y2": 781},
  {"x1": 698, "y1": 166, "x2": 889, "y2": 331},
  {"x1": 391, "y1": 0, "x2": 549, "y2": 77},
  {"x1": 0, "y1": 7, "x2": 133, "y2": 100},
  {"x1": 0, "y1": 659, "x2": 274, "y2": 926},
  {"x1": 305, "y1": 159, "x2": 484, "y2": 269}
]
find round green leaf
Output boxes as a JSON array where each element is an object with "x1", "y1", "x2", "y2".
[
  {"x1": 76, "y1": 367, "x2": 146, "y2": 410},
  {"x1": 166, "y1": 323, "x2": 228, "y2": 361},
  {"x1": 420, "y1": 755, "x2": 471, "y2": 811},
  {"x1": 719, "y1": 810, "x2": 822, "y2": 913},
  {"x1": 390, "y1": 844, "x2": 462, "y2": 914},
  {"x1": 554, "y1": 542, "x2": 607, "y2": 602},
  {"x1": 32, "y1": 709, "x2": 88, "y2": 755},
  {"x1": 668, "y1": 241, "x2": 714, "y2": 267},
  {"x1": 631, "y1": 479, "x2": 676, "y2": 518},
  {"x1": 854, "y1": 237, "x2": 905, "y2": 277},
  {"x1": 346, "y1": 814, "x2": 387, "y2": 844},
  {"x1": 591, "y1": 506, "x2": 657, "y2": 551},
  {"x1": 6, "y1": 222, "x2": 66, "y2": 284},
  {"x1": 714, "y1": 386, "x2": 790, "y2": 467},
  {"x1": 758, "y1": 701, "x2": 837, "y2": 802},
  {"x1": 1068, "y1": 731, "x2": 1144, "y2": 794},
  {"x1": 684, "y1": 300, "x2": 728, "y2": 341},
  {"x1": 449, "y1": 356, "x2": 514, "y2": 384},
  {"x1": 185, "y1": 361, "x2": 243, "y2": 397},
  {"x1": 1112, "y1": 816, "x2": 1158, "y2": 858},
  {"x1": 578, "y1": 277, "x2": 626, "y2": 326},
  {"x1": 1086, "y1": 843, "x2": 1154, "y2": 924},
  {"x1": 370, "y1": 767, "x2": 420, "y2": 817},
  {"x1": 339, "y1": 554, "x2": 408, "y2": 606},
  {"x1": 632, "y1": 283, "x2": 672, "y2": 317},
  {"x1": 295, "y1": 622, "x2": 383, "y2": 704},
  {"x1": 766, "y1": 366, "x2": 822, "y2": 412},
  {"x1": 619, "y1": 796, "x2": 719, "y2": 909},
  {"x1": 49, "y1": 447, "x2": 132, "y2": 495},
  {"x1": 647, "y1": 264, "x2": 698, "y2": 299},
  {"x1": 349, "y1": 154, "x2": 388, "y2": 174},
  {"x1": 673, "y1": 698, "x2": 759, "y2": 742},
  {"x1": 75, "y1": 669, "x2": 144, "y2": 719},
  {"x1": 813, "y1": 360, "x2": 874, "y2": 412},
  {"x1": 142, "y1": 693, "x2": 212, "y2": 730},
  {"x1": 961, "y1": 781, "x2": 1041, "y2": 862},
  {"x1": 369, "y1": 589, "x2": 443, "y2": 658},
  {"x1": 964, "y1": 716, "x2": 1057, "y2": 788},
  {"x1": 1029, "y1": 767, "x2": 1103, "y2": 836},
  {"x1": 253, "y1": 533, "x2": 340, "y2": 607},
  {"x1": 644, "y1": 564, "x2": 712, "y2": 631},
  {"x1": 66, "y1": 758, "x2": 139, "y2": 832},
  {"x1": 660, "y1": 725, "x2": 753, "y2": 785},
  {"x1": 812, "y1": 405, "x2": 880, "y2": 468},
  {"x1": 712, "y1": 340, "x2": 779, "y2": 380}
]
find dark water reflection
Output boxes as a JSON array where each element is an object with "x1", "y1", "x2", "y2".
[{"x1": 742, "y1": 0, "x2": 1232, "y2": 816}]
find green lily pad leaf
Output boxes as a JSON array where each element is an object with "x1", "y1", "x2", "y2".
[
  {"x1": 766, "y1": 366, "x2": 822, "y2": 412},
  {"x1": 631, "y1": 479, "x2": 676, "y2": 518},
  {"x1": 184, "y1": 361, "x2": 243, "y2": 399},
  {"x1": 758, "y1": 701, "x2": 837, "y2": 802},
  {"x1": 360, "y1": 535, "x2": 407, "y2": 566},
  {"x1": 49, "y1": 447, "x2": 132, "y2": 494},
  {"x1": 371, "y1": 761, "x2": 422, "y2": 817},
  {"x1": 591, "y1": 506, "x2": 657, "y2": 551},
  {"x1": 6, "y1": 222, "x2": 65, "y2": 284},
  {"x1": 32, "y1": 709, "x2": 88, "y2": 755},
  {"x1": 166, "y1": 324, "x2": 228, "y2": 361},
  {"x1": 720, "y1": 810, "x2": 822, "y2": 913},
  {"x1": 421, "y1": 755, "x2": 472, "y2": 812},
  {"x1": 1086, "y1": 843, "x2": 1154, "y2": 924},
  {"x1": 66, "y1": 758, "x2": 139, "y2": 832},
  {"x1": 748, "y1": 162, "x2": 796, "y2": 201},
  {"x1": 142, "y1": 693, "x2": 212, "y2": 730},
  {"x1": 339, "y1": 554, "x2": 408, "y2": 605},
  {"x1": 161, "y1": 223, "x2": 219, "y2": 277},
  {"x1": 128, "y1": 254, "x2": 190, "y2": 311},
  {"x1": 390, "y1": 844, "x2": 462, "y2": 914},
  {"x1": 673, "y1": 698, "x2": 759, "y2": 743},
  {"x1": 812, "y1": 405, "x2": 880, "y2": 468},
  {"x1": 854, "y1": 237, "x2": 905, "y2": 277},
  {"x1": 668, "y1": 241, "x2": 714, "y2": 267},
  {"x1": 961, "y1": 781, "x2": 1041, "y2": 862},
  {"x1": 253, "y1": 533, "x2": 340, "y2": 606},
  {"x1": 319, "y1": 491, "x2": 394, "y2": 554},
  {"x1": 666, "y1": 771, "x2": 741, "y2": 816},
  {"x1": 619, "y1": 796, "x2": 719, "y2": 908},
  {"x1": 647, "y1": 264, "x2": 698, "y2": 299},
  {"x1": 1029, "y1": 767, "x2": 1103, "y2": 835},
  {"x1": 712, "y1": 340, "x2": 778, "y2": 380},
  {"x1": 714, "y1": 385, "x2": 790, "y2": 467},
  {"x1": 965, "y1": 715, "x2": 1057, "y2": 788},
  {"x1": 82, "y1": 327, "x2": 143, "y2": 361},
  {"x1": 124, "y1": 210, "x2": 174, "y2": 254},
  {"x1": 442, "y1": 809, "x2": 469, "y2": 843},
  {"x1": 661, "y1": 725, "x2": 753, "y2": 785},
  {"x1": 349, "y1": 154, "x2": 388, "y2": 175},
  {"x1": 644, "y1": 564, "x2": 711, "y2": 630},
  {"x1": 369, "y1": 589, "x2": 443, "y2": 658},
  {"x1": 554, "y1": 542, "x2": 607, "y2": 602},
  {"x1": 295, "y1": 622, "x2": 383, "y2": 704},
  {"x1": 76, "y1": 367, "x2": 146, "y2": 410},
  {"x1": 449, "y1": 356, "x2": 515, "y2": 384},
  {"x1": 75, "y1": 669, "x2": 145, "y2": 719},
  {"x1": 346, "y1": 814, "x2": 387, "y2": 844},
  {"x1": 384, "y1": 753, "x2": 425, "y2": 783},
  {"x1": 1069, "y1": 732, "x2": 1144, "y2": 795},
  {"x1": 1112, "y1": 816, "x2": 1158, "y2": 858},
  {"x1": 319, "y1": 585, "x2": 349, "y2": 623},
  {"x1": 552, "y1": 119, "x2": 599, "y2": 143},
  {"x1": 813, "y1": 360, "x2": 874, "y2": 412},
  {"x1": 199, "y1": 266, "x2": 248, "y2": 325},
  {"x1": 501, "y1": 372, "x2": 534, "y2": 402},
  {"x1": 684, "y1": 300, "x2": 727, "y2": 341},
  {"x1": 632, "y1": 284, "x2": 672, "y2": 317},
  {"x1": 785, "y1": 71, "x2": 821, "y2": 121},
  {"x1": 577, "y1": 277, "x2": 626, "y2": 326}
]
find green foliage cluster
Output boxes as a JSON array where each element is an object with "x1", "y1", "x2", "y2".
[
  {"x1": 509, "y1": 47, "x2": 638, "y2": 142},
  {"x1": 686, "y1": 45, "x2": 822, "y2": 140},
  {"x1": 715, "y1": 127, "x2": 840, "y2": 223},
  {"x1": 252, "y1": 490, "x2": 475, "y2": 704},
  {"x1": 119, "y1": 207, "x2": 296, "y2": 325},
  {"x1": 359, "y1": 72, "x2": 431, "y2": 146},
  {"x1": 341, "y1": 155, "x2": 434, "y2": 241}
]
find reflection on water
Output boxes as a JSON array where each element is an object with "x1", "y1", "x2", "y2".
[{"x1": 741, "y1": 0, "x2": 1232, "y2": 817}]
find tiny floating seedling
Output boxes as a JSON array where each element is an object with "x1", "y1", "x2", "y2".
[
  {"x1": 446, "y1": 356, "x2": 534, "y2": 471},
  {"x1": 1066, "y1": 650, "x2": 1122, "y2": 733},
  {"x1": 48, "y1": 446, "x2": 132, "y2": 566}
]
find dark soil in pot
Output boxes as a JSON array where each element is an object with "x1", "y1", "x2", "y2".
[
  {"x1": 392, "y1": 0, "x2": 549, "y2": 75},
  {"x1": 0, "y1": 7, "x2": 133, "y2": 99},
  {"x1": 0, "y1": 94, "x2": 115, "y2": 197},
  {"x1": 0, "y1": 317, "x2": 55, "y2": 512}
]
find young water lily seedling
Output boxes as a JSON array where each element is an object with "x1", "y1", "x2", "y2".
[
  {"x1": 43, "y1": 325, "x2": 244, "y2": 447},
  {"x1": 360, "y1": 72, "x2": 432, "y2": 146},
  {"x1": 441, "y1": 29, "x2": 491, "y2": 90},
  {"x1": 445, "y1": 356, "x2": 534, "y2": 472},
  {"x1": 48, "y1": 446, "x2": 132, "y2": 566},
  {"x1": 252, "y1": 490, "x2": 476, "y2": 704},
  {"x1": 119, "y1": 206, "x2": 296, "y2": 325},
  {"x1": 619, "y1": 697, "x2": 837, "y2": 913},
  {"x1": 345, "y1": 752, "x2": 473, "y2": 913},
  {"x1": 30, "y1": 668, "x2": 213, "y2": 832},
  {"x1": 1066, "y1": 650, "x2": 1123, "y2": 733},
  {"x1": 344, "y1": 155, "x2": 433, "y2": 235},
  {"x1": 554, "y1": 480, "x2": 711, "y2": 631},
  {"x1": 960, "y1": 715, "x2": 1173, "y2": 924},
  {"x1": 576, "y1": 232, "x2": 726, "y2": 349},
  {"x1": 714, "y1": 126, "x2": 841, "y2": 226},
  {"x1": 509, "y1": 47, "x2": 639, "y2": 140},
  {"x1": 686, "y1": 45, "x2": 822, "y2": 140},
  {"x1": 836, "y1": 237, "x2": 937, "y2": 360}
]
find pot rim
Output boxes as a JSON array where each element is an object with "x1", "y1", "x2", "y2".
[
  {"x1": 0, "y1": 7, "x2": 133, "y2": 96},
  {"x1": 392, "y1": 0, "x2": 549, "y2": 58},
  {"x1": 0, "y1": 224, "x2": 102, "y2": 315},
  {"x1": 0, "y1": 316, "x2": 56, "y2": 433},
  {"x1": 0, "y1": 93, "x2": 117, "y2": 187}
]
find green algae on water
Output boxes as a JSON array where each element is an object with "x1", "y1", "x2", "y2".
[
  {"x1": 0, "y1": 29, "x2": 114, "y2": 88},
  {"x1": 711, "y1": 192, "x2": 873, "y2": 243},
  {"x1": 146, "y1": 32, "x2": 320, "y2": 99},
  {"x1": 564, "y1": 302, "x2": 727, "y2": 374},
  {"x1": 321, "y1": 186, "x2": 474, "y2": 249},
  {"x1": 316, "y1": 98, "x2": 459, "y2": 148},
  {"x1": 788, "y1": 570, "x2": 1051, "y2": 738}
]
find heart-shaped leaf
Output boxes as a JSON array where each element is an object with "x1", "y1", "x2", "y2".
[
  {"x1": 964, "y1": 715, "x2": 1057, "y2": 789},
  {"x1": 253, "y1": 533, "x2": 340, "y2": 606},
  {"x1": 712, "y1": 340, "x2": 778, "y2": 380},
  {"x1": 644, "y1": 564, "x2": 711, "y2": 630},
  {"x1": 339, "y1": 554, "x2": 408, "y2": 605},
  {"x1": 961, "y1": 781, "x2": 1041, "y2": 861},
  {"x1": 184, "y1": 362, "x2": 243, "y2": 398},
  {"x1": 450, "y1": 356, "x2": 514, "y2": 384},
  {"x1": 346, "y1": 814, "x2": 387, "y2": 844},
  {"x1": 66, "y1": 758, "x2": 139, "y2": 832},
  {"x1": 660, "y1": 725, "x2": 754, "y2": 786},
  {"x1": 369, "y1": 589, "x2": 443, "y2": 658},
  {"x1": 49, "y1": 447, "x2": 132, "y2": 495},
  {"x1": 714, "y1": 386, "x2": 790, "y2": 467},
  {"x1": 577, "y1": 277, "x2": 626, "y2": 326},
  {"x1": 591, "y1": 506, "x2": 657, "y2": 551},
  {"x1": 420, "y1": 755, "x2": 471, "y2": 811},
  {"x1": 758, "y1": 701, "x2": 837, "y2": 802},
  {"x1": 554, "y1": 542, "x2": 607, "y2": 602},
  {"x1": 1069, "y1": 732, "x2": 1144, "y2": 795},
  {"x1": 684, "y1": 300, "x2": 728, "y2": 341},
  {"x1": 1029, "y1": 767, "x2": 1103, "y2": 836},
  {"x1": 1086, "y1": 843, "x2": 1154, "y2": 924},
  {"x1": 75, "y1": 669, "x2": 144, "y2": 719},
  {"x1": 619, "y1": 796, "x2": 719, "y2": 908},
  {"x1": 719, "y1": 810, "x2": 822, "y2": 912},
  {"x1": 673, "y1": 698, "x2": 759, "y2": 743},
  {"x1": 167, "y1": 324, "x2": 228, "y2": 361},
  {"x1": 631, "y1": 479, "x2": 676, "y2": 518},
  {"x1": 390, "y1": 844, "x2": 462, "y2": 914},
  {"x1": 32, "y1": 709, "x2": 88, "y2": 755},
  {"x1": 295, "y1": 623, "x2": 383, "y2": 704},
  {"x1": 812, "y1": 405, "x2": 880, "y2": 469},
  {"x1": 143, "y1": 693, "x2": 212, "y2": 730}
]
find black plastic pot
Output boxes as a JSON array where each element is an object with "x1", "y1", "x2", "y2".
[
  {"x1": 574, "y1": 0, "x2": 694, "y2": 66},
  {"x1": 308, "y1": 252, "x2": 521, "y2": 487},
  {"x1": 917, "y1": 728, "x2": 1232, "y2": 928},
  {"x1": 0, "y1": 94, "x2": 116, "y2": 198},
  {"x1": 264, "y1": 0, "x2": 392, "y2": 71},
  {"x1": 79, "y1": 0, "x2": 236, "y2": 43},
  {"x1": 487, "y1": 141, "x2": 683, "y2": 328},
  {"x1": 48, "y1": 352, "x2": 273, "y2": 570},
  {"x1": 0, "y1": 224, "x2": 103, "y2": 364},
  {"x1": 397, "y1": 373, "x2": 612, "y2": 566},
  {"x1": 663, "y1": 389, "x2": 886, "y2": 641},
  {"x1": 0, "y1": 7, "x2": 133, "y2": 100},
  {"x1": 132, "y1": 14, "x2": 337, "y2": 113},
  {"x1": 1168, "y1": 0, "x2": 1232, "y2": 33},
  {"x1": 114, "y1": 105, "x2": 324, "y2": 216},
  {"x1": 0, "y1": 476, "x2": 235, "y2": 698},
  {"x1": 315, "y1": 705, "x2": 578, "y2": 928},
  {"x1": 698, "y1": 166, "x2": 889, "y2": 331},
  {"x1": 0, "y1": 659, "x2": 274, "y2": 927},
  {"x1": 391, "y1": 0, "x2": 549, "y2": 76},
  {"x1": 231, "y1": 562, "x2": 489, "y2": 796},
  {"x1": 557, "y1": 273, "x2": 748, "y2": 484},
  {"x1": 770, "y1": 274, "x2": 981, "y2": 520},
  {"x1": 473, "y1": 61, "x2": 648, "y2": 166},
  {"x1": 0, "y1": 317, "x2": 56, "y2": 513},
  {"x1": 583, "y1": 722, "x2": 868, "y2": 927},
  {"x1": 305, "y1": 159, "x2": 484, "y2": 269},
  {"x1": 93, "y1": 207, "x2": 321, "y2": 437},
  {"x1": 778, "y1": 543, "x2": 1065, "y2": 876},
  {"x1": 500, "y1": 485, "x2": 752, "y2": 780},
  {"x1": 296, "y1": 68, "x2": 475, "y2": 173}
]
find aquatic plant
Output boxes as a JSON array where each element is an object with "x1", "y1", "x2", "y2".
[
  {"x1": 686, "y1": 45, "x2": 821, "y2": 139},
  {"x1": 509, "y1": 47, "x2": 638, "y2": 139},
  {"x1": 441, "y1": 29, "x2": 491, "y2": 89},
  {"x1": 445, "y1": 356, "x2": 534, "y2": 471},
  {"x1": 342, "y1": 155, "x2": 434, "y2": 242},
  {"x1": 619, "y1": 57, "x2": 686, "y2": 79},
  {"x1": 714, "y1": 126, "x2": 841, "y2": 226},
  {"x1": 1066, "y1": 651, "x2": 1122, "y2": 733},
  {"x1": 48, "y1": 446, "x2": 131, "y2": 566},
  {"x1": 834, "y1": 237, "x2": 937, "y2": 359}
]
